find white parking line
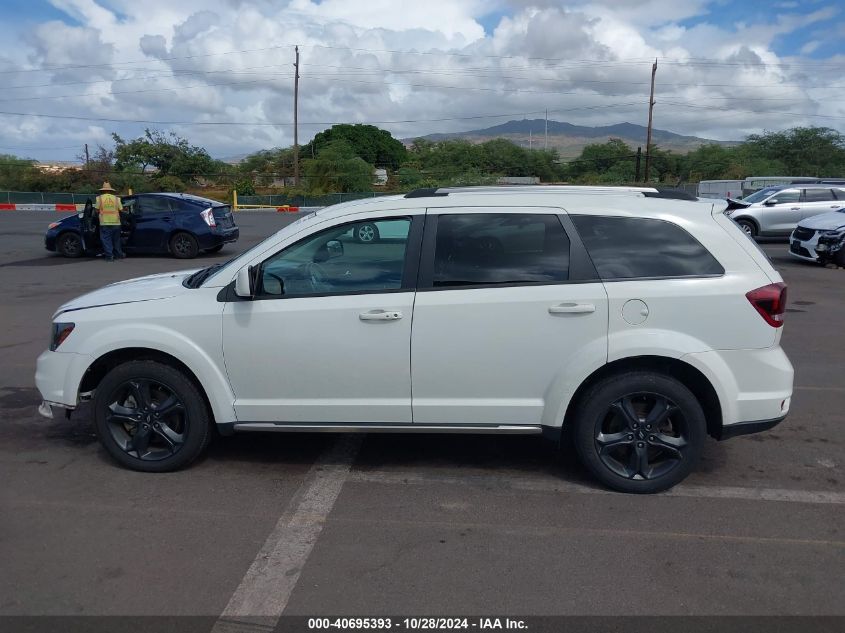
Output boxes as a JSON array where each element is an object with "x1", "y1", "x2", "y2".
[
  {"x1": 349, "y1": 470, "x2": 845, "y2": 505},
  {"x1": 213, "y1": 435, "x2": 362, "y2": 632}
]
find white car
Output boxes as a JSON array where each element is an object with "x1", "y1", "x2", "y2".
[
  {"x1": 36, "y1": 186, "x2": 794, "y2": 493},
  {"x1": 789, "y1": 209, "x2": 845, "y2": 265}
]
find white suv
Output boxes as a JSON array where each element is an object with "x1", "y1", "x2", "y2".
[{"x1": 35, "y1": 187, "x2": 794, "y2": 493}]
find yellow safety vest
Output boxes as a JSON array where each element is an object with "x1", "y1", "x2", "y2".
[{"x1": 96, "y1": 194, "x2": 122, "y2": 225}]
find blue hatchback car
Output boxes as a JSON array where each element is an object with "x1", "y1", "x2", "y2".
[{"x1": 45, "y1": 193, "x2": 239, "y2": 259}]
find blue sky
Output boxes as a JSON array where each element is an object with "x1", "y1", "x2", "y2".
[{"x1": 0, "y1": 1, "x2": 844, "y2": 160}]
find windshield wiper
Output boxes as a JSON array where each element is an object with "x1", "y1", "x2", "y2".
[{"x1": 183, "y1": 262, "x2": 225, "y2": 289}]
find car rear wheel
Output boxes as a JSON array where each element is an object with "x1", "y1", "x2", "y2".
[
  {"x1": 354, "y1": 223, "x2": 380, "y2": 243},
  {"x1": 93, "y1": 360, "x2": 211, "y2": 472},
  {"x1": 736, "y1": 219, "x2": 758, "y2": 238},
  {"x1": 573, "y1": 372, "x2": 706, "y2": 494},
  {"x1": 170, "y1": 232, "x2": 199, "y2": 259},
  {"x1": 57, "y1": 232, "x2": 84, "y2": 258}
]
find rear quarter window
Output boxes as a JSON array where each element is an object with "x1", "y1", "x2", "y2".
[{"x1": 571, "y1": 215, "x2": 724, "y2": 279}]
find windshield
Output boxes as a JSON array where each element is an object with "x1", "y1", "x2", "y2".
[
  {"x1": 194, "y1": 211, "x2": 318, "y2": 287},
  {"x1": 742, "y1": 187, "x2": 780, "y2": 204}
]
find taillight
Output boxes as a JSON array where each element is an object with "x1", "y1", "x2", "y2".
[
  {"x1": 746, "y1": 282, "x2": 787, "y2": 328},
  {"x1": 201, "y1": 208, "x2": 216, "y2": 227}
]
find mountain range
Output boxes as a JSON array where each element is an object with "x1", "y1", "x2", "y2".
[{"x1": 405, "y1": 119, "x2": 737, "y2": 156}]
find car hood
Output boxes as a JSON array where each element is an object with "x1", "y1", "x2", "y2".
[
  {"x1": 54, "y1": 269, "x2": 199, "y2": 317},
  {"x1": 797, "y1": 211, "x2": 845, "y2": 231}
]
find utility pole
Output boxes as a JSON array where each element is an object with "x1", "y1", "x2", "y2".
[
  {"x1": 293, "y1": 45, "x2": 300, "y2": 187},
  {"x1": 635, "y1": 146, "x2": 642, "y2": 182},
  {"x1": 84, "y1": 143, "x2": 90, "y2": 169},
  {"x1": 544, "y1": 108, "x2": 548, "y2": 150},
  {"x1": 529, "y1": 129, "x2": 532, "y2": 150},
  {"x1": 643, "y1": 58, "x2": 657, "y2": 183}
]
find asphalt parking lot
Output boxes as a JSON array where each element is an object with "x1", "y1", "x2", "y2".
[{"x1": 0, "y1": 211, "x2": 843, "y2": 620}]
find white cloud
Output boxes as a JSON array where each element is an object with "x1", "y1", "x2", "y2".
[{"x1": 0, "y1": 0, "x2": 840, "y2": 161}]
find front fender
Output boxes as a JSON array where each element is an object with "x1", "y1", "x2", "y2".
[{"x1": 77, "y1": 322, "x2": 236, "y2": 424}]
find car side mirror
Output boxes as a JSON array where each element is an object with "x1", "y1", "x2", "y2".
[
  {"x1": 235, "y1": 265, "x2": 256, "y2": 299},
  {"x1": 763, "y1": 200, "x2": 777, "y2": 206}
]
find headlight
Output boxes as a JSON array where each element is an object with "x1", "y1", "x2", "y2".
[
  {"x1": 821, "y1": 227, "x2": 845, "y2": 238},
  {"x1": 50, "y1": 322, "x2": 75, "y2": 351}
]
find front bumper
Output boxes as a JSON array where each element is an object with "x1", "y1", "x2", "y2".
[
  {"x1": 35, "y1": 349, "x2": 91, "y2": 409},
  {"x1": 789, "y1": 232, "x2": 821, "y2": 262}
]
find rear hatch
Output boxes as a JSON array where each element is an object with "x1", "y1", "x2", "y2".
[{"x1": 212, "y1": 205, "x2": 236, "y2": 229}]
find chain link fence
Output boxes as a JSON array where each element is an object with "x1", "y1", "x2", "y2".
[
  {"x1": 237, "y1": 191, "x2": 399, "y2": 208},
  {"x1": 0, "y1": 191, "x2": 97, "y2": 204}
]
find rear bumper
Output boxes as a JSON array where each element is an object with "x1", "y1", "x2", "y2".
[
  {"x1": 718, "y1": 415, "x2": 786, "y2": 440},
  {"x1": 680, "y1": 346, "x2": 793, "y2": 432},
  {"x1": 202, "y1": 227, "x2": 239, "y2": 248}
]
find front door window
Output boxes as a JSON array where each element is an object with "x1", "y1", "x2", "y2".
[{"x1": 259, "y1": 218, "x2": 412, "y2": 297}]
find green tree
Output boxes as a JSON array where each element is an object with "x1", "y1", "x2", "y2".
[
  {"x1": 303, "y1": 140, "x2": 374, "y2": 193},
  {"x1": 743, "y1": 127, "x2": 845, "y2": 176},
  {"x1": 112, "y1": 129, "x2": 216, "y2": 184},
  {"x1": 302, "y1": 124, "x2": 407, "y2": 170},
  {"x1": 566, "y1": 138, "x2": 636, "y2": 182},
  {"x1": 0, "y1": 154, "x2": 39, "y2": 190}
]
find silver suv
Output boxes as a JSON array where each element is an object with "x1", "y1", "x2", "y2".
[{"x1": 725, "y1": 184, "x2": 845, "y2": 237}]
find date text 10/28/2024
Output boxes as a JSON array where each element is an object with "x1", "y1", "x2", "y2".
[{"x1": 308, "y1": 618, "x2": 528, "y2": 630}]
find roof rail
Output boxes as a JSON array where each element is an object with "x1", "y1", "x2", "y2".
[
  {"x1": 643, "y1": 189, "x2": 698, "y2": 201},
  {"x1": 404, "y1": 188, "x2": 448, "y2": 198},
  {"x1": 404, "y1": 185, "x2": 660, "y2": 198}
]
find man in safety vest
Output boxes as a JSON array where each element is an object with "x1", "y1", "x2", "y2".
[{"x1": 95, "y1": 181, "x2": 124, "y2": 262}]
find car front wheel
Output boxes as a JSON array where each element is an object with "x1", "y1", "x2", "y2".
[
  {"x1": 93, "y1": 360, "x2": 211, "y2": 472},
  {"x1": 573, "y1": 372, "x2": 706, "y2": 493}
]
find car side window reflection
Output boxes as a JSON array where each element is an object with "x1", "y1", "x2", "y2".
[{"x1": 258, "y1": 217, "x2": 411, "y2": 297}]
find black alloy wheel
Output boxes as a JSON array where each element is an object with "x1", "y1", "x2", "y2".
[
  {"x1": 594, "y1": 393, "x2": 689, "y2": 481},
  {"x1": 104, "y1": 378, "x2": 188, "y2": 462},
  {"x1": 573, "y1": 372, "x2": 706, "y2": 493},
  {"x1": 170, "y1": 232, "x2": 199, "y2": 259},
  {"x1": 93, "y1": 361, "x2": 211, "y2": 472},
  {"x1": 58, "y1": 232, "x2": 84, "y2": 258}
]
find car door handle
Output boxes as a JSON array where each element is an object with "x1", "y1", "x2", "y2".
[
  {"x1": 359, "y1": 309, "x2": 403, "y2": 321},
  {"x1": 831, "y1": 205, "x2": 840, "y2": 208},
  {"x1": 549, "y1": 303, "x2": 596, "y2": 314},
  {"x1": 790, "y1": 207, "x2": 800, "y2": 211}
]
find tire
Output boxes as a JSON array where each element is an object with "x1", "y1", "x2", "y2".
[
  {"x1": 354, "y1": 223, "x2": 380, "y2": 243},
  {"x1": 57, "y1": 232, "x2": 84, "y2": 258},
  {"x1": 205, "y1": 244, "x2": 224, "y2": 254},
  {"x1": 834, "y1": 245, "x2": 845, "y2": 267},
  {"x1": 735, "y1": 219, "x2": 758, "y2": 238},
  {"x1": 572, "y1": 371, "x2": 706, "y2": 494},
  {"x1": 170, "y1": 232, "x2": 199, "y2": 259},
  {"x1": 92, "y1": 360, "x2": 212, "y2": 472}
]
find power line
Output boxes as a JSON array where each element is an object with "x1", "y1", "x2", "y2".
[{"x1": 0, "y1": 103, "x2": 642, "y2": 127}]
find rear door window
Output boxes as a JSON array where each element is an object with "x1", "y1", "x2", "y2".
[
  {"x1": 571, "y1": 215, "x2": 724, "y2": 280},
  {"x1": 138, "y1": 197, "x2": 173, "y2": 214},
  {"x1": 430, "y1": 213, "x2": 570, "y2": 287},
  {"x1": 803, "y1": 189, "x2": 835, "y2": 202}
]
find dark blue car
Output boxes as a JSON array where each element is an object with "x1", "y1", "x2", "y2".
[{"x1": 45, "y1": 192, "x2": 239, "y2": 259}]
